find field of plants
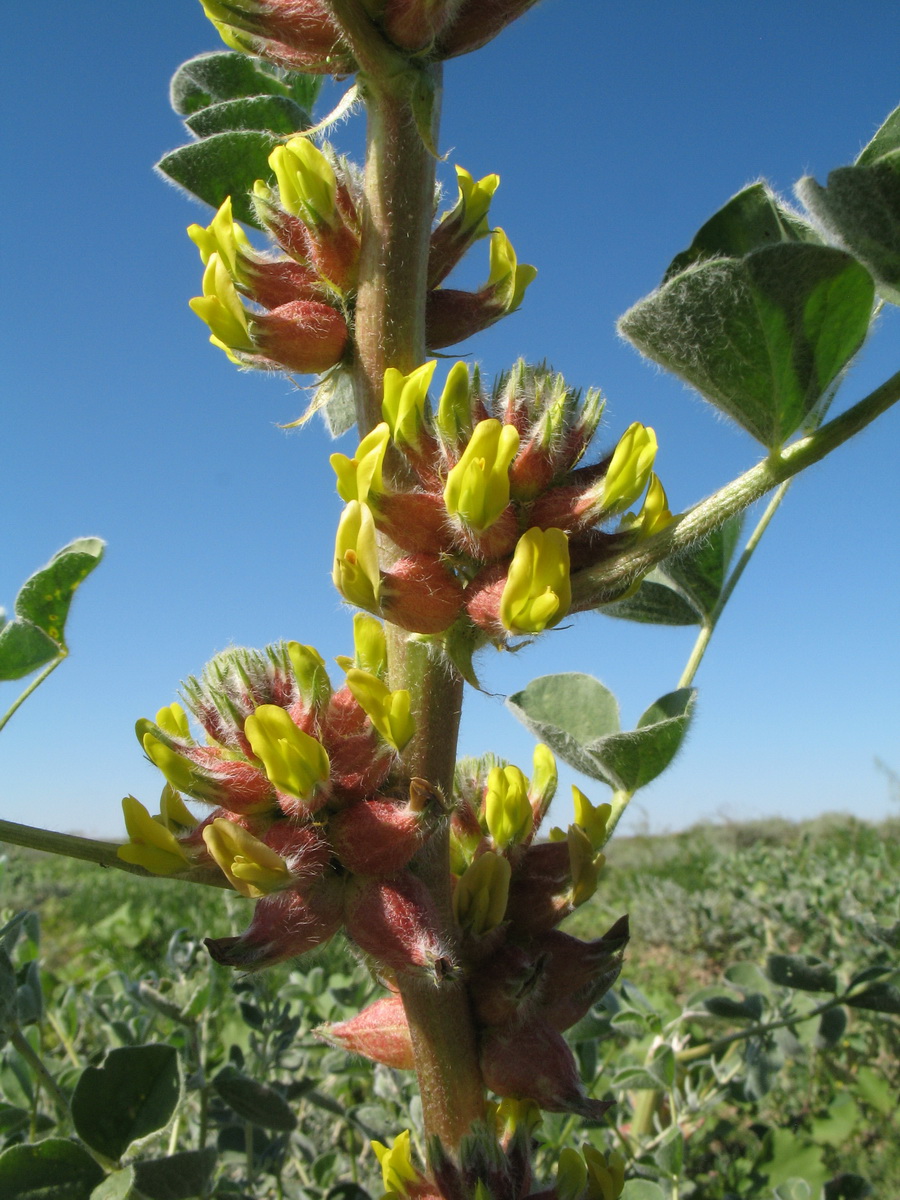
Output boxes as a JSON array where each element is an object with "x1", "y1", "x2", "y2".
[{"x1": 1, "y1": 813, "x2": 896, "y2": 1200}]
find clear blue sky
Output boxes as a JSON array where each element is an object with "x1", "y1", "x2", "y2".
[{"x1": 2, "y1": 1, "x2": 898, "y2": 840}]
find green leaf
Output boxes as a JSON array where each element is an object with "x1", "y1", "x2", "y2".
[
  {"x1": 71, "y1": 1044, "x2": 181, "y2": 1162},
  {"x1": 0, "y1": 949, "x2": 17, "y2": 1045},
  {"x1": 619, "y1": 244, "x2": 874, "y2": 447},
  {"x1": 185, "y1": 95, "x2": 310, "y2": 138},
  {"x1": 600, "y1": 573, "x2": 702, "y2": 626},
  {"x1": 508, "y1": 675, "x2": 696, "y2": 791},
  {"x1": 814, "y1": 1005, "x2": 847, "y2": 1048},
  {"x1": 0, "y1": 620, "x2": 59, "y2": 680},
  {"x1": 0, "y1": 538, "x2": 105, "y2": 680},
  {"x1": 212, "y1": 1065, "x2": 297, "y2": 1131},
  {"x1": 620, "y1": 1183, "x2": 666, "y2": 1200},
  {"x1": 702, "y1": 992, "x2": 765, "y2": 1021},
  {"x1": 811, "y1": 1093, "x2": 860, "y2": 1148},
  {"x1": 766, "y1": 953, "x2": 838, "y2": 993},
  {"x1": 649, "y1": 1044, "x2": 675, "y2": 1088},
  {"x1": 846, "y1": 977, "x2": 900, "y2": 1014},
  {"x1": 0, "y1": 1138, "x2": 104, "y2": 1200},
  {"x1": 759, "y1": 1128, "x2": 827, "y2": 1193},
  {"x1": 665, "y1": 182, "x2": 819, "y2": 281},
  {"x1": 660, "y1": 514, "x2": 744, "y2": 620},
  {"x1": 611, "y1": 1065, "x2": 663, "y2": 1090},
  {"x1": 170, "y1": 52, "x2": 291, "y2": 116},
  {"x1": 16, "y1": 961, "x2": 43, "y2": 1027},
  {"x1": 655, "y1": 1126, "x2": 684, "y2": 1178},
  {"x1": 824, "y1": 1175, "x2": 873, "y2": 1200},
  {"x1": 855, "y1": 1065, "x2": 894, "y2": 1116},
  {"x1": 798, "y1": 154, "x2": 900, "y2": 306},
  {"x1": 133, "y1": 1149, "x2": 218, "y2": 1200},
  {"x1": 156, "y1": 131, "x2": 280, "y2": 229},
  {"x1": 856, "y1": 103, "x2": 900, "y2": 166},
  {"x1": 90, "y1": 1167, "x2": 135, "y2": 1200}
]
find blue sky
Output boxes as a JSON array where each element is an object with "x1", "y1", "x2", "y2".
[{"x1": 2, "y1": 1, "x2": 899, "y2": 840}]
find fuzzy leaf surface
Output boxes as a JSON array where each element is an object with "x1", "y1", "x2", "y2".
[
  {"x1": 0, "y1": 1139, "x2": 104, "y2": 1200},
  {"x1": 157, "y1": 131, "x2": 280, "y2": 228},
  {"x1": 185, "y1": 94, "x2": 310, "y2": 138},
  {"x1": 619, "y1": 244, "x2": 874, "y2": 446},
  {"x1": 599, "y1": 573, "x2": 702, "y2": 626},
  {"x1": 133, "y1": 1148, "x2": 219, "y2": 1200},
  {"x1": 766, "y1": 953, "x2": 838, "y2": 993},
  {"x1": 0, "y1": 620, "x2": 59, "y2": 681},
  {"x1": 665, "y1": 182, "x2": 819, "y2": 281},
  {"x1": 797, "y1": 154, "x2": 900, "y2": 306},
  {"x1": 71, "y1": 1044, "x2": 180, "y2": 1161},
  {"x1": 14, "y1": 538, "x2": 104, "y2": 650},
  {"x1": 171, "y1": 51, "x2": 292, "y2": 115},
  {"x1": 582, "y1": 688, "x2": 697, "y2": 791}
]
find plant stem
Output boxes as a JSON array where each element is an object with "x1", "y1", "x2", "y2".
[
  {"x1": 675, "y1": 994, "x2": 845, "y2": 1064},
  {"x1": 343, "y1": 28, "x2": 484, "y2": 1151},
  {"x1": 10, "y1": 1025, "x2": 71, "y2": 1128},
  {"x1": 570, "y1": 368, "x2": 900, "y2": 611},
  {"x1": 0, "y1": 654, "x2": 65, "y2": 734},
  {"x1": 0, "y1": 818, "x2": 230, "y2": 888}
]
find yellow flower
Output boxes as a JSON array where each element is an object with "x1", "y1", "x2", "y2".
[
  {"x1": 443, "y1": 419, "x2": 520, "y2": 531},
  {"x1": 117, "y1": 795, "x2": 191, "y2": 876},
  {"x1": 330, "y1": 424, "x2": 390, "y2": 505},
  {"x1": 344, "y1": 669, "x2": 415, "y2": 752},
  {"x1": 499, "y1": 527, "x2": 571, "y2": 634},
  {"x1": 371, "y1": 1131, "x2": 419, "y2": 1199},
  {"x1": 601, "y1": 423, "x2": 658, "y2": 516},
  {"x1": 244, "y1": 705, "x2": 330, "y2": 801},
  {"x1": 488, "y1": 228, "x2": 537, "y2": 312},
  {"x1": 333, "y1": 501, "x2": 382, "y2": 613},
  {"x1": 485, "y1": 764, "x2": 532, "y2": 849},
  {"x1": 382, "y1": 361, "x2": 437, "y2": 450},
  {"x1": 188, "y1": 253, "x2": 252, "y2": 361},
  {"x1": 202, "y1": 817, "x2": 291, "y2": 897},
  {"x1": 572, "y1": 786, "x2": 612, "y2": 852},
  {"x1": 453, "y1": 851, "x2": 511, "y2": 935},
  {"x1": 267, "y1": 136, "x2": 339, "y2": 228}
]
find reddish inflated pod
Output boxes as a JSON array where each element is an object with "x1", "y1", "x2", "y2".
[
  {"x1": 264, "y1": 819, "x2": 332, "y2": 879},
  {"x1": 375, "y1": 492, "x2": 454, "y2": 556},
  {"x1": 436, "y1": 0, "x2": 540, "y2": 59},
  {"x1": 329, "y1": 795, "x2": 436, "y2": 876},
  {"x1": 205, "y1": 874, "x2": 345, "y2": 969},
  {"x1": 504, "y1": 840, "x2": 572, "y2": 934},
  {"x1": 381, "y1": 555, "x2": 465, "y2": 635},
  {"x1": 188, "y1": 748, "x2": 279, "y2": 815},
  {"x1": 250, "y1": 300, "x2": 348, "y2": 375},
  {"x1": 328, "y1": 737, "x2": 394, "y2": 804},
  {"x1": 345, "y1": 872, "x2": 454, "y2": 979},
  {"x1": 319, "y1": 685, "x2": 370, "y2": 739},
  {"x1": 528, "y1": 484, "x2": 591, "y2": 535},
  {"x1": 468, "y1": 939, "x2": 542, "y2": 1027},
  {"x1": 533, "y1": 917, "x2": 629, "y2": 1032},
  {"x1": 508, "y1": 437, "x2": 556, "y2": 502},
  {"x1": 465, "y1": 566, "x2": 507, "y2": 637},
  {"x1": 320, "y1": 993, "x2": 414, "y2": 1070},
  {"x1": 381, "y1": 0, "x2": 465, "y2": 50},
  {"x1": 479, "y1": 1015, "x2": 612, "y2": 1119},
  {"x1": 244, "y1": 257, "x2": 324, "y2": 310}
]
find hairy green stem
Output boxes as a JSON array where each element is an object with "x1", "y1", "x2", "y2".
[
  {"x1": 676, "y1": 993, "x2": 846, "y2": 1064},
  {"x1": 0, "y1": 654, "x2": 65, "y2": 734},
  {"x1": 0, "y1": 818, "x2": 230, "y2": 888},
  {"x1": 571, "y1": 368, "x2": 900, "y2": 610}
]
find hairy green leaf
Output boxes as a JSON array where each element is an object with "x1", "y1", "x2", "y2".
[
  {"x1": 665, "y1": 182, "x2": 819, "y2": 281},
  {"x1": 14, "y1": 538, "x2": 104, "y2": 650},
  {"x1": 846, "y1": 977, "x2": 900, "y2": 1014},
  {"x1": 157, "y1": 131, "x2": 280, "y2": 229},
  {"x1": 170, "y1": 51, "x2": 291, "y2": 116},
  {"x1": 91, "y1": 1167, "x2": 135, "y2": 1200},
  {"x1": 620, "y1": 1182, "x2": 666, "y2": 1200},
  {"x1": 660, "y1": 514, "x2": 744, "y2": 619},
  {"x1": 0, "y1": 1139, "x2": 104, "y2": 1200},
  {"x1": 855, "y1": 103, "x2": 900, "y2": 166},
  {"x1": 599, "y1": 573, "x2": 702, "y2": 626},
  {"x1": 71, "y1": 1044, "x2": 181, "y2": 1161},
  {"x1": 619, "y1": 244, "x2": 874, "y2": 447},
  {"x1": 798, "y1": 153, "x2": 900, "y2": 306},
  {"x1": 185, "y1": 94, "x2": 310, "y2": 138},
  {"x1": 0, "y1": 620, "x2": 59, "y2": 681}
]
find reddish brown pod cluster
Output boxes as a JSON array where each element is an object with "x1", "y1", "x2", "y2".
[
  {"x1": 332, "y1": 359, "x2": 672, "y2": 647},
  {"x1": 326, "y1": 749, "x2": 629, "y2": 1119},
  {"x1": 118, "y1": 625, "x2": 455, "y2": 973}
]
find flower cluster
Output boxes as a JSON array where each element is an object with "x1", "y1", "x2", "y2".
[
  {"x1": 118, "y1": 621, "x2": 453, "y2": 972},
  {"x1": 189, "y1": 146, "x2": 533, "y2": 374},
  {"x1": 330, "y1": 359, "x2": 672, "y2": 641},
  {"x1": 198, "y1": 0, "x2": 541, "y2": 73},
  {"x1": 325, "y1": 747, "x2": 629, "y2": 1120}
]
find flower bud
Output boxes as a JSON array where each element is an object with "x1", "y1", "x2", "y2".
[
  {"x1": 485, "y1": 765, "x2": 532, "y2": 850},
  {"x1": 479, "y1": 1016, "x2": 612, "y2": 1119},
  {"x1": 137, "y1": 722, "x2": 277, "y2": 813},
  {"x1": 286, "y1": 641, "x2": 332, "y2": 712},
  {"x1": 499, "y1": 527, "x2": 571, "y2": 635},
  {"x1": 190, "y1": 253, "x2": 253, "y2": 360},
  {"x1": 269, "y1": 137, "x2": 339, "y2": 229},
  {"x1": 155, "y1": 702, "x2": 192, "y2": 741},
  {"x1": 453, "y1": 850, "x2": 511, "y2": 935},
  {"x1": 444, "y1": 419, "x2": 520, "y2": 532},
  {"x1": 529, "y1": 744, "x2": 557, "y2": 830},
  {"x1": 429, "y1": 167, "x2": 500, "y2": 288},
  {"x1": 204, "y1": 875, "x2": 344, "y2": 969},
  {"x1": 333, "y1": 501, "x2": 382, "y2": 614},
  {"x1": 248, "y1": 299, "x2": 349, "y2": 374},
  {"x1": 344, "y1": 668, "x2": 415, "y2": 751},
  {"x1": 426, "y1": 231, "x2": 536, "y2": 350},
  {"x1": 202, "y1": 816, "x2": 292, "y2": 897},
  {"x1": 345, "y1": 872, "x2": 453, "y2": 978},
  {"x1": 117, "y1": 795, "x2": 192, "y2": 876},
  {"x1": 618, "y1": 473, "x2": 673, "y2": 540},
  {"x1": 323, "y1": 994, "x2": 414, "y2": 1070},
  {"x1": 340, "y1": 612, "x2": 388, "y2": 678},
  {"x1": 244, "y1": 704, "x2": 331, "y2": 807},
  {"x1": 567, "y1": 824, "x2": 603, "y2": 908},
  {"x1": 199, "y1": 0, "x2": 356, "y2": 74},
  {"x1": 435, "y1": 360, "x2": 475, "y2": 446},
  {"x1": 381, "y1": 0, "x2": 465, "y2": 51},
  {"x1": 600, "y1": 423, "x2": 657, "y2": 516},
  {"x1": 382, "y1": 361, "x2": 437, "y2": 451}
]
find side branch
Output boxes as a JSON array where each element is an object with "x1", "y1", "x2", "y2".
[{"x1": 571, "y1": 368, "x2": 900, "y2": 610}]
